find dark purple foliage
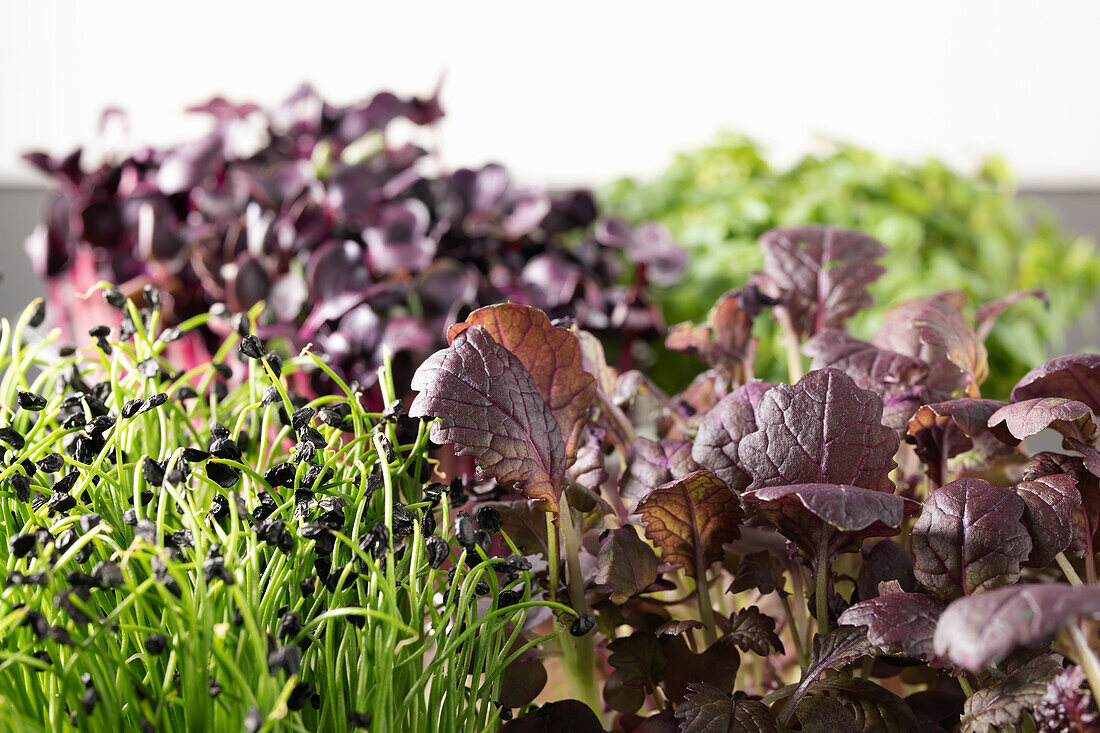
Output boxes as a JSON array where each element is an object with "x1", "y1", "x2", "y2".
[
  {"x1": 934, "y1": 584, "x2": 1100, "y2": 670},
  {"x1": 25, "y1": 86, "x2": 680, "y2": 398},
  {"x1": 398, "y1": 227, "x2": 1100, "y2": 727},
  {"x1": 910, "y1": 478, "x2": 1032, "y2": 600},
  {"x1": 738, "y1": 369, "x2": 899, "y2": 493}
]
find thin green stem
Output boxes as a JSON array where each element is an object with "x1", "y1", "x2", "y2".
[
  {"x1": 1069, "y1": 623, "x2": 1100, "y2": 708},
  {"x1": 556, "y1": 494, "x2": 602, "y2": 720},
  {"x1": 1058, "y1": 552, "x2": 1085, "y2": 586},
  {"x1": 815, "y1": 534, "x2": 830, "y2": 636}
]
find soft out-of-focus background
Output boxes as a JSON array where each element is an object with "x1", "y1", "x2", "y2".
[{"x1": 2, "y1": 0, "x2": 1099, "y2": 334}]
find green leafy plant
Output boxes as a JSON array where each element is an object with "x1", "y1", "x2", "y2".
[
  {"x1": 0, "y1": 289, "x2": 559, "y2": 731},
  {"x1": 603, "y1": 134, "x2": 1100, "y2": 397}
]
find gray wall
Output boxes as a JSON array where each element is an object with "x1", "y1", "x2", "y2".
[{"x1": 0, "y1": 188, "x2": 45, "y2": 321}]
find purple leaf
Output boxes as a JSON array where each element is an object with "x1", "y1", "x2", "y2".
[
  {"x1": 791, "y1": 696, "x2": 858, "y2": 733},
  {"x1": 837, "y1": 592, "x2": 945, "y2": 660},
  {"x1": 409, "y1": 326, "x2": 566, "y2": 512},
  {"x1": 306, "y1": 240, "x2": 371, "y2": 302},
  {"x1": 483, "y1": 500, "x2": 549, "y2": 559},
  {"x1": 448, "y1": 304, "x2": 597, "y2": 463},
  {"x1": 720, "y1": 606, "x2": 785, "y2": 656},
  {"x1": 910, "y1": 478, "x2": 1032, "y2": 601},
  {"x1": 1014, "y1": 473, "x2": 1082, "y2": 568},
  {"x1": 655, "y1": 620, "x2": 706, "y2": 637},
  {"x1": 795, "y1": 678, "x2": 922, "y2": 733},
  {"x1": 674, "y1": 682, "x2": 780, "y2": 733},
  {"x1": 856, "y1": 539, "x2": 918, "y2": 600},
  {"x1": 620, "y1": 437, "x2": 699, "y2": 505},
  {"x1": 958, "y1": 655, "x2": 1063, "y2": 733},
  {"x1": 741, "y1": 483, "x2": 906, "y2": 562},
  {"x1": 777, "y1": 626, "x2": 888, "y2": 725},
  {"x1": 604, "y1": 669, "x2": 646, "y2": 714},
  {"x1": 499, "y1": 700, "x2": 605, "y2": 733},
  {"x1": 727, "y1": 549, "x2": 788, "y2": 597},
  {"x1": 874, "y1": 294, "x2": 987, "y2": 396},
  {"x1": 567, "y1": 427, "x2": 607, "y2": 492},
  {"x1": 692, "y1": 383, "x2": 776, "y2": 493},
  {"x1": 595, "y1": 526, "x2": 659, "y2": 605},
  {"x1": 1011, "y1": 353, "x2": 1100, "y2": 414},
  {"x1": 758, "y1": 226, "x2": 886, "y2": 340},
  {"x1": 738, "y1": 369, "x2": 899, "y2": 493},
  {"x1": 804, "y1": 330, "x2": 929, "y2": 395},
  {"x1": 933, "y1": 583, "x2": 1100, "y2": 670},
  {"x1": 988, "y1": 397, "x2": 1098, "y2": 445},
  {"x1": 363, "y1": 199, "x2": 437, "y2": 276},
  {"x1": 637, "y1": 470, "x2": 744, "y2": 579},
  {"x1": 662, "y1": 635, "x2": 742, "y2": 704},
  {"x1": 607, "y1": 631, "x2": 668, "y2": 690},
  {"x1": 906, "y1": 399, "x2": 1008, "y2": 485},
  {"x1": 595, "y1": 218, "x2": 686, "y2": 287},
  {"x1": 974, "y1": 289, "x2": 1048, "y2": 341},
  {"x1": 666, "y1": 288, "x2": 769, "y2": 375},
  {"x1": 499, "y1": 651, "x2": 548, "y2": 708}
]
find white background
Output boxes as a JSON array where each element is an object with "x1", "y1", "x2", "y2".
[{"x1": 1, "y1": 0, "x2": 1098, "y2": 188}]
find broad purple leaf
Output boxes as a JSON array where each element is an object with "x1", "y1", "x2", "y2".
[
  {"x1": 738, "y1": 369, "x2": 899, "y2": 493},
  {"x1": 620, "y1": 437, "x2": 699, "y2": 504},
  {"x1": 792, "y1": 696, "x2": 858, "y2": 733},
  {"x1": 448, "y1": 304, "x2": 596, "y2": 462},
  {"x1": 741, "y1": 483, "x2": 906, "y2": 561},
  {"x1": 482, "y1": 500, "x2": 550, "y2": 559},
  {"x1": 604, "y1": 669, "x2": 646, "y2": 714},
  {"x1": 856, "y1": 539, "x2": 918, "y2": 600},
  {"x1": 692, "y1": 383, "x2": 776, "y2": 493},
  {"x1": 837, "y1": 592, "x2": 945, "y2": 659},
  {"x1": 1012, "y1": 353, "x2": 1100, "y2": 414},
  {"x1": 1025, "y1": 452, "x2": 1100, "y2": 558},
  {"x1": 721, "y1": 606, "x2": 784, "y2": 656},
  {"x1": 804, "y1": 330, "x2": 929, "y2": 395},
  {"x1": 637, "y1": 470, "x2": 744, "y2": 579},
  {"x1": 595, "y1": 526, "x2": 659, "y2": 604},
  {"x1": 607, "y1": 631, "x2": 668, "y2": 690},
  {"x1": 795, "y1": 679, "x2": 923, "y2": 733},
  {"x1": 1014, "y1": 474, "x2": 1081, "y2": 568},
  {"x1": 910, "y1": 478, "x2": 1032, "y2": 600},
  {"x1": 498, "y1": 699, "x2": 604, "y2": 733},
  {"x1": 778, "y1": 626, "x2": 886, "y2": 725},
  {"x1": 988, "y1": 397, "x2": 1098, "y2": 445},
  {"x1": 874, "y1": 294, "x2": 987, "y2": 396},
  {"x1": 727, "y1": 549, "x2": 788, "y2": 597},
  {"x1": 933, "y1": 583, "x2": 1100, "y2": 670},
  {"x1": 409, "y1": 326, "x2": 566, "y2": 512},
  {"x1": 959, "y1": 655, "x2": 1062, "y2": 733},
  {"x1": 499, "y1": 651, "x2": 548, "y2": 708},
  {"x1": 662, "y1": 635, "x2": 741, "y2": 704},
  {"x1": 758, "y1": 226, "x2": 886, "y2": 339},
  {"x1": 675, "y1": 683, "x2": 780, "y2": 733}
]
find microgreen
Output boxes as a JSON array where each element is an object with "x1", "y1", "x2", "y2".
[
  {"x1": 24, "y1": 86, "x2": 683, "y2": 403},
  {"x1": 0, "y1": 292, "x2": 559, "y2": 731},
  {"x1": 407, "y1": 225, "x2": 1100, "y2": 732}
]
